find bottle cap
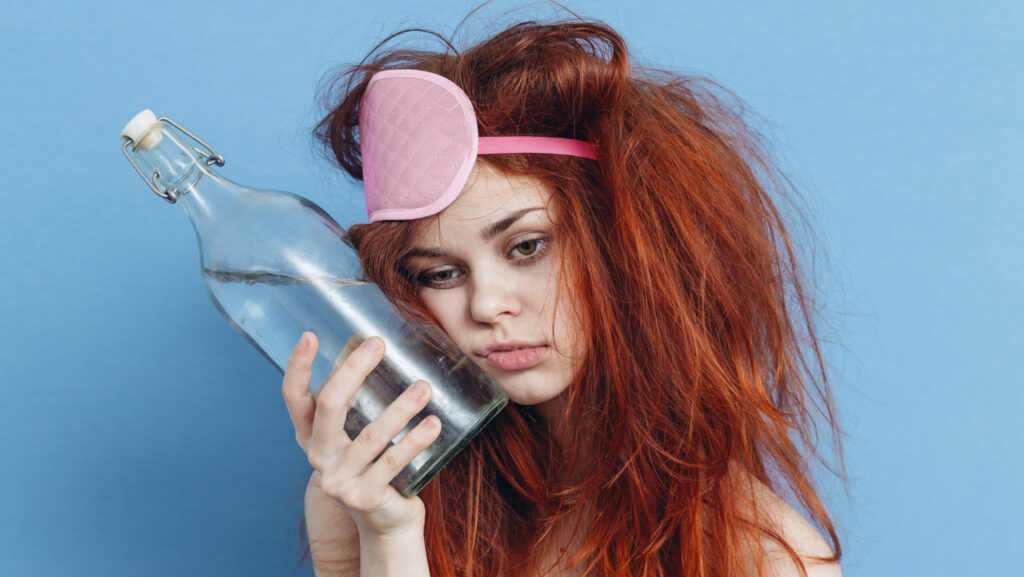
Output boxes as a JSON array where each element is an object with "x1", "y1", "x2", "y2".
[{"x1": 121, "y1": 109, "x2": 163, "y2": 150}]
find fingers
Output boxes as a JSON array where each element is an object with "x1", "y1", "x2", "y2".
[
  {"x1": 307, "y1": 337, "x2": 387, "y2": 467},
  {"x1": 321, "y1": 381, "x2": 442, "y2": 510},
  {"x1": 336, "y1": 380, "x2": 436, "y2": 475},
  {"x1": 282, "y1": 332, "x2": 318, "y2": 448},
  {"x1": 361, "y1": 413, "x2": 442, "y2": 490},
  {"x1": 284, "y1": 333, "x2": 442, "y2": 512}
]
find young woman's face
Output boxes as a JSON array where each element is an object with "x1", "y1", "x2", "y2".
[{"x1": 404, "y1": 162, "x2": 584, "y2": 407}]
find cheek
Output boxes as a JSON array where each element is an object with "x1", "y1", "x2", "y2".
[
  {"x1": 418, "y1": 289, "x2": 468, "y2": 339},
  {"x1": 546, "y1": 267, "x2": 587, "y2": 361},
  {"x1": 551, "y1": 308, "x2": 585, "y2": 368}
]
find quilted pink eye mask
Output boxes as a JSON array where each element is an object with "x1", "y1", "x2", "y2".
[{"x1": 359, "y1": 69, "x2": 599, "y2": 222}]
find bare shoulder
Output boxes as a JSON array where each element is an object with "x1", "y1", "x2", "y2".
[{"x1": 730, "y1": 466, "x2": 842, "y2": 577}]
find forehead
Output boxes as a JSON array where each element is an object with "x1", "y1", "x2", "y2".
[{"x1": 411, "y1": 162, "x2": 553, "y2": 239}]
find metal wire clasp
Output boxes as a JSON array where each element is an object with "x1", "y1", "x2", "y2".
[{"x1": 121, "y1": 116, "x2": 226, "y2": 204}]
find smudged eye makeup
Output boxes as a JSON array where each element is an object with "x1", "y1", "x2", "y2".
[{"x1": 411, "y1": 234, "x2": 552, "y2": 289}]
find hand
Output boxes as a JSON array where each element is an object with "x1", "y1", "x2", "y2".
[{"x1": 281, "y1": 332, "x2": 442, "y2": 538}]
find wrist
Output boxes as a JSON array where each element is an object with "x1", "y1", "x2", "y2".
[
  {"x1": 354, "y1": 497, "x2": 427, "y2": 543},
  {"x1": 358, "y1": 523, "x2": 430, "y2": 577},
  {"x1": 357, "y1": 518, "x2": 425, "y2": 546}
]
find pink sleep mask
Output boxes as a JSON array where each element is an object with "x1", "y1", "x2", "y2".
[{"x1": 359, "y1": 69, "x2": 598, "y2": 222}]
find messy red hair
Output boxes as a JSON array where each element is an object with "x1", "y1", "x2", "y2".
[{"x1": 314, "y1": 17, "x2": 844, "y2": 577}]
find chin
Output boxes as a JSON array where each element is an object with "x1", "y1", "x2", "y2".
[
  {"x1": 504, "y1": 390, "x2": 556, "y2": 406},
  {"x1": 474, "y1": 358, "x2": 575, "y2": 407},
  {"x1": 493, "y1": 383, "x2": 561, "y2": 405}
]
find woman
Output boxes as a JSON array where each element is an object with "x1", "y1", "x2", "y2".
[{"x1": 281, "y1": 18, "x2": 845, "y2": 577}]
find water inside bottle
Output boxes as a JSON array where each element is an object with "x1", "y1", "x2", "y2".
[
  {"x1": 203, "y1": 268, "x2": 370, "y2": 382},
  {"x1": 202, "y1": 268, "x2": 507, "y2": 494}
]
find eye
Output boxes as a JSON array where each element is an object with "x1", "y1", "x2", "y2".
[
  {"x1": 514, "y1": 239, "x2": 539, "y2": 256},
  {"x1": 414, "y1": 266, "x2": 463, "y2": 289},
  {"x1": 429, "y1": 269, "x2": 456, "y2": 282},
  {"x1": 508, "y1": 236, "x2": 551, "y2": 263}
]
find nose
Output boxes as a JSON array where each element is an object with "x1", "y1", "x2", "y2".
[{"x1": 468, "y1": 271, "x2": 523, "y2": 324}]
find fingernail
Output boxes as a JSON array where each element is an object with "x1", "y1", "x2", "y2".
[
  {"x1": 364, "y1": 337, "x2": 382, "y2": 351},
  {"x1": 410, "y1": 381, "x2": 427, "y2": 399},
  {"x1": 300, "y1": 333, "x2": 311, "y2": 350},
  {"x1": 424, "y1": 416, "x2": 441, "y2": 430}
]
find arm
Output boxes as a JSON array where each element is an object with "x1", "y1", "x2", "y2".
[
  {"x1": 305, "y1": 471, "x2": 359, "y2": 577},
  {"x1": 305, "y1": 471, "x2": 433, "y2": 577},
  {"x1": 283, "y1": 333, "x2": 438, "y2": 577},
  {"x1": 357, "y1": 521, "x2": 431, "y2": 577}
]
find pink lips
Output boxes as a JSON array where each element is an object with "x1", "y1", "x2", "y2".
[{"x1": 482, "y1": 345, "x2": 547, "y2": 371}]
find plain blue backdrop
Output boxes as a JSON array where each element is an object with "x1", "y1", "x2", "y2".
[{"x1": 1, "y1": 0, "x2": 1020, "y2": 575}]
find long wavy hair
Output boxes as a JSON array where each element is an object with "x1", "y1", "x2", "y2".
[{"x1": 312, "y1": 17, "x2": 844, "y2": 577}]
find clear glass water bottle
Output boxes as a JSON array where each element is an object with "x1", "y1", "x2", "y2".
[{"x1": 120, "y1": 110, "x2": 507, "y2": 496}]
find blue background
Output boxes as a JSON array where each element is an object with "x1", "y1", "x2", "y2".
[{"x1": 1, "y1": 0, "x2": 1020, "y2": 575}]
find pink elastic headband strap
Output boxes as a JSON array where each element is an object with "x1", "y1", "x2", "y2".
[{"x1": 478, "y1": 136, "x2": 599, "y2": 160}]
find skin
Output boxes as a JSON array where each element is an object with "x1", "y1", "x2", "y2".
[
  {"x1": 281, "y1": 162, "x2": 842, "y2": 576},
  {"x1": 283, "y1": 333, "x2": 436, "y2": 577},
  {"x1": 280, "y1": 161, "x2": 584, "y2": 575},
  {"x1": 402, "y1": 162, "x2": 584, "y2": 416}
]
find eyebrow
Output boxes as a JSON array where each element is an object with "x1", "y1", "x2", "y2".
[{"x1": 404, "y1": 207, "x2": 545, "y2": 259}]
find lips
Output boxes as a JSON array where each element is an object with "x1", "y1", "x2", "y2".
[{"x1": 480, "y1": 343, "x2": 548, "y2": 371}]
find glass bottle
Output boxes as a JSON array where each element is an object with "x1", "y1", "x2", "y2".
[{"x1": 120, "y1": 110, "x2": 507, "y2": 496}]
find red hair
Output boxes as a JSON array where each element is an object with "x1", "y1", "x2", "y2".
[{"x1": 314, "y1": 18, "x2": 844, "y2": 577}]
